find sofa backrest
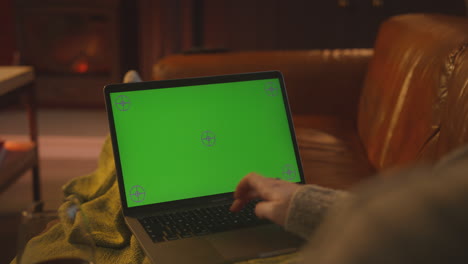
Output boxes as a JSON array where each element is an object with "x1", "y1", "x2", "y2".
[
  {"x1": 153, "y1": 50, "x2": 371, "y2": 118},
  {"x1": 357, "y1": 14, "x2": 468, "y2": 170}
]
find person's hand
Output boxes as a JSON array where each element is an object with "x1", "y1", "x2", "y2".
[{"x1": 230, "y1": 172, "x2": 300, "y2": 226}]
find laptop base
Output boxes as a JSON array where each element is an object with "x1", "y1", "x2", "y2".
[{"x1": 126, "y1": 216, "x2": 304, "y2": 264}]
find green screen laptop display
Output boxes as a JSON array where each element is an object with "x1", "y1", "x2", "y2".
[{"x1": 108, "y1": 75, "x2": 301, "y2": 208}]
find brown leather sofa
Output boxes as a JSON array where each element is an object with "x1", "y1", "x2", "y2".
[{"x1": 151, "y1": 14, "x2": 468, "y2": 190}]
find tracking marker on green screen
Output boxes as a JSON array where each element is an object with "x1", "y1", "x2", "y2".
[{"x1": 201, "y1": 131, "x2": 216, "y2": 147}]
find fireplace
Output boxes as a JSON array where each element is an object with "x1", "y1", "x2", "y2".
[{"x1": 15, "y1": 0, "x2": 137, "y2": 107}]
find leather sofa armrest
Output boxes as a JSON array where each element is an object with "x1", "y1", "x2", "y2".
[{"x1": 153, "y1": 49, "x2": 372, "y2": 119}]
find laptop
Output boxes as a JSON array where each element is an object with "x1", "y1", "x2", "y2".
[{"x1": 104, "y1": 71, "x2": 305, "y2": 263}]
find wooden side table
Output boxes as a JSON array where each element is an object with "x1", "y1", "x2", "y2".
[{"x1": 0, "y1": 66, "x2": 41, "y2": 204}]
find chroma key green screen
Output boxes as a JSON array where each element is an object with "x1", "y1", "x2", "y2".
[{"x1": 109, "y1": 77, "x2": 301, "y2": 208}]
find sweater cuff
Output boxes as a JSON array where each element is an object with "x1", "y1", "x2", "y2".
[{"x1": 285, "y1": 185, "x2": 349, "y2": 240}]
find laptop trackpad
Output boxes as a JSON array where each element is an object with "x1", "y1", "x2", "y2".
[{"x1": 206, "y1": 224, "x2": 304, "y2": 261}]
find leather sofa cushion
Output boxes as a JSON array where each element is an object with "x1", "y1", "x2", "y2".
[{"x1": 293, "y1": 115, "x2": 375, "y2": 189}]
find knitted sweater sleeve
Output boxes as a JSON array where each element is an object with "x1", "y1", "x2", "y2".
[{"x1": 284, "y1": 184, "x2": 351, "y2": 239}]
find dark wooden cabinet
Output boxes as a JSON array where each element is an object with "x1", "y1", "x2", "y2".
[
  {"x1": 14, "y1": 0, "x2": 138, "y2": 108},
  {"x1": 138, "y1": 0, "x2": 467, "y2": 80},
  {"x1": 201, "y1": 0, "x2": 466, "y2": 50}
]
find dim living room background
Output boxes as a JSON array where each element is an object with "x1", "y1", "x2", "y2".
[{"x1": 0, "y1": 0, "x2": 467, "y2": 263}]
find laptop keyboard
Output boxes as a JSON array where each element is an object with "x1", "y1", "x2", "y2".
[{"x1": 138, "y1": 201, "x2": 270, "y2": 243}]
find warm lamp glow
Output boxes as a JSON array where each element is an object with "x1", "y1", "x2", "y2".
[
  {"x1": 72, "y1": 60, "x2": 89, "y2": 73},
  {"x1": 5, "y1": 141, "x2": 35, "y2": 151}
]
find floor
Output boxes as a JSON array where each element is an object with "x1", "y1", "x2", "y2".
[{"x1": 0, "y1": 109, "x2": 108, "y2": 263}]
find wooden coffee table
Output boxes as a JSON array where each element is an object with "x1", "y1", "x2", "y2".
[{"x1": 0, "y1": 66, "x2": 41, "y2": 205}]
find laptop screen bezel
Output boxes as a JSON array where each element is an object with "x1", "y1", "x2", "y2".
[{"x1": 104, "y1": 71, "x2": 305, "y2": 217}]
